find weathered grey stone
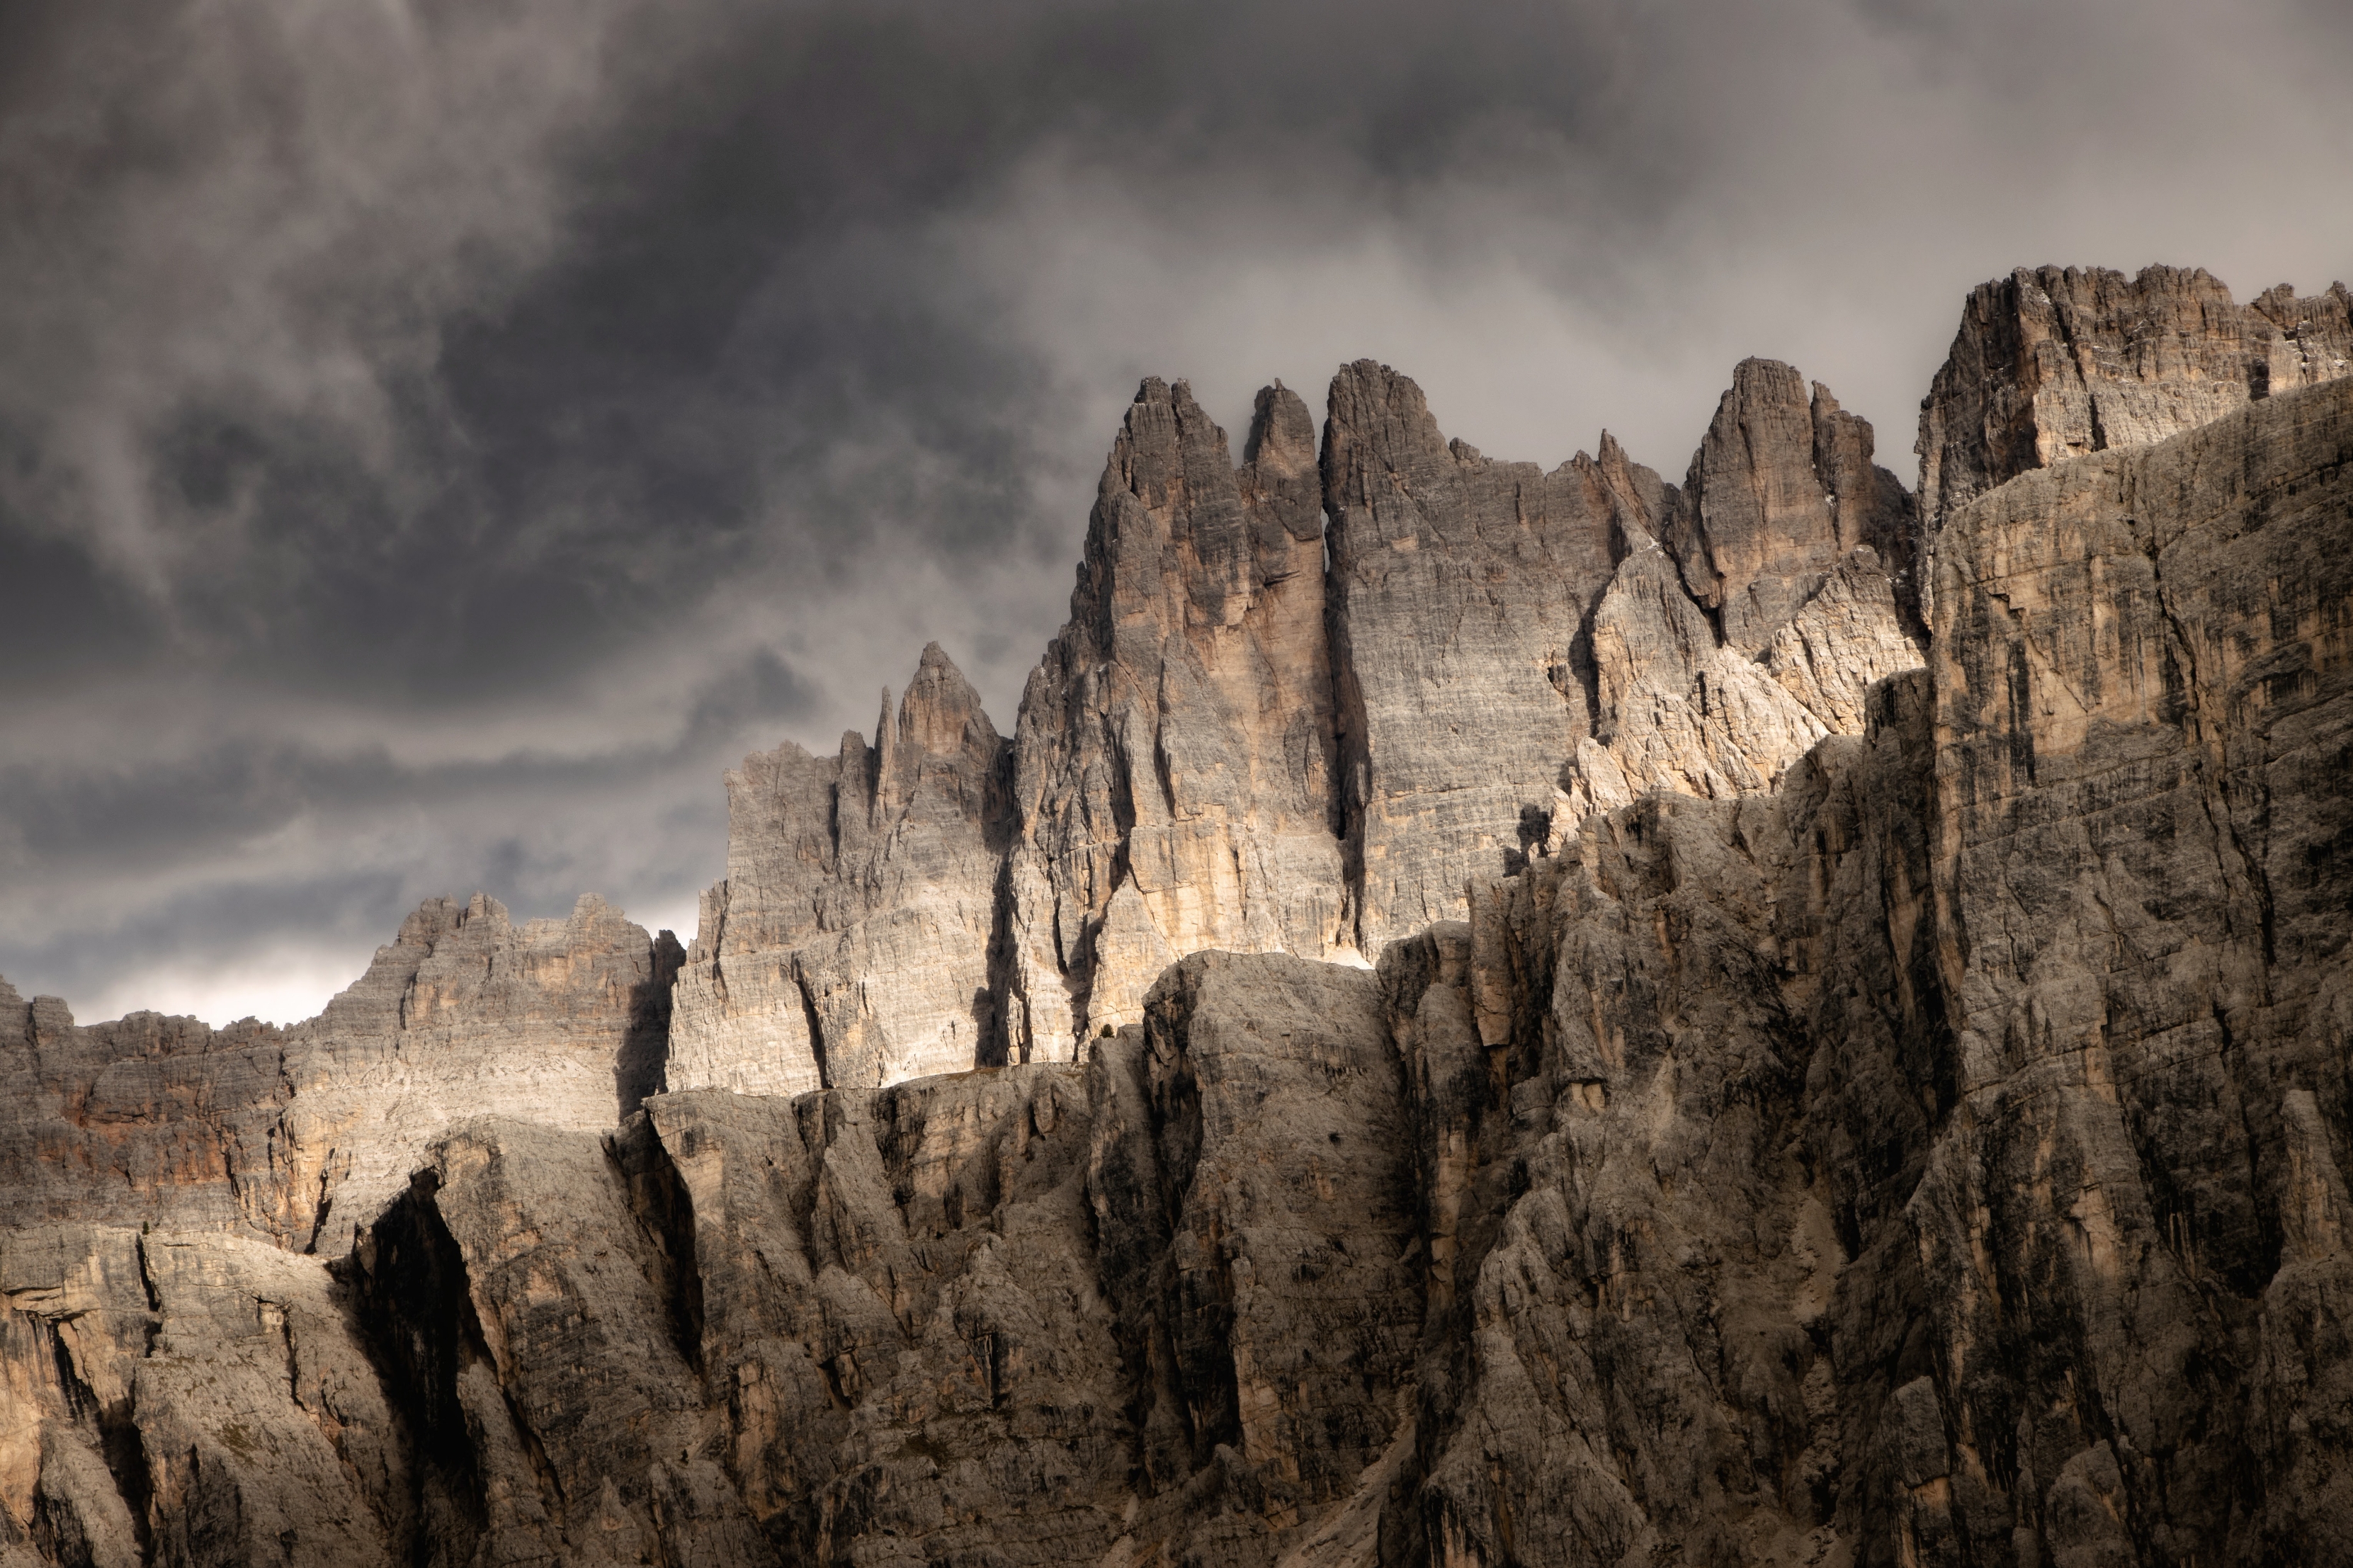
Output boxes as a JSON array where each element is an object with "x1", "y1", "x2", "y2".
[
  {"x1": 0, "y1": 894, "x2": 676, "y2": 1254},
  {"x1": 1665, "y1": 360, "x2": 1917, "y2": 657},
  {"x1": 0, "y1": 1223, "x2": 409, "y2": 1568},
  {"x1": 284, "y1": 891, "x2": 679, "y2": 1245},
  {"x1": 1557, "y1": 361, "x2": 1922, "y2": 846},
  {"x1": 6, "y1": 264, "x2": 2352, "y2": 1568},
  {"x1": 626, "y1": 949, "x2": 1417, "y2": 1568},
  {"x1": 1916, "y1": 373, "x2": 2353, "y2": 1564},
  {"x1": 669, "y1": 642, "x2": 1011, "y2": 1091},
  {"x1": 682, "y1": 357, "x2": 1917, "y2": 1073},
  {"x1": 1321, "y1": 361, "x2": 1646, "y2": 950},
  {"x1": 642, "y1": 1065, "x2": 1130, "y2": 1568},
  {"x1": 1915, "y1": 264, "x2": 2353, "y2": 613},
  {"x1": 1007, "y1": 380, "x2": 1351, "y2": 1051},
  {"x1": 1378, "y1": 678, "x2": 1944, "y2": 1568},
  {"x1": 348, "y1": 1119, "x2": 774, "y2": 1567}
]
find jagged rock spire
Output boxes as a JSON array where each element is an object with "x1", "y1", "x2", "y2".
[
  {"x1": 667, "y1": 642, "x2": 1009, "y2": 1093},
  {"x1": 1665, "y1": 358, "x2": 1917, "y2": 655},
  {"x1": 1002, "y1": 376, "x2": 1347, "y2": 1050}
]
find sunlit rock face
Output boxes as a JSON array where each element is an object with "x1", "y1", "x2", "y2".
[
  {"x1": 1005, "y1": 378, "x2": 1353, "y2": 1050},
  {"x1": 6, "y1": 263, "x2": 2351, "y2": 1568},
  {"x1": 667, "y1": 642, "x2": 1011, "y2": 1093},
  {"x1": 1913, "y1": 263, "x2": 2353, "y2": 611},
  {"x1": 1557, "y1": 357, "x2": 1921, "y2": 845},
  {"x1": 680, "y1": 353, "x2": 1920, "y2": 1067}
]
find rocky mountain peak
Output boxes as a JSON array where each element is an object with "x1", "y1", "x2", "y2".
[
  {"x1": 1669, "y1": 355, "x2": 1849, "y2": 655},
  {"x1": 1590, "y1": 428, "x2": 1662, "y2": 541},
  {"x1": 890, "y1": 640, "x2": 997, "y2": 765},
  {"x1": 1239, "y1": 379, "x2": 1320, "y2": 569},
  {"x1": 13, "y1": 263, "x2": 2352, "y2": 1568},
  {"x1": 1240, "y1": 377, "x2": 1316, "y2": 477},
  {"x1": 1913, "y1": 263, "x2": 2353, "y2": 610}
]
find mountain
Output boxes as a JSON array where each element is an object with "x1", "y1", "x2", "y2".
[{"x1": 2, "y1": 264, "x2": 2348, "y2": 1568}]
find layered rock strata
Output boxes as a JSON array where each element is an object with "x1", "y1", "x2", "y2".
[
  {"x1": 4, "y1": 265, "x2": 2349, "y2": 1567},
  {"x1": 674, "y1": 353, "x2": 1919, "y2": 1067},
  {"x1": 1915, "y1": 264, "x2": 2353, "y2": 608},
  {"x1": 667, "y1": 643, "x2": 1010, "y2": 1092},
  {"x1": 1004, "y1": 379, "x2": 1351, "y2": 1047},
  {"x1": 1317, "y1": 361, "x2": 1632, "y2": 950},
  {"x1": 0, "y1": 892, "x2": 682, "y2": 1568}
]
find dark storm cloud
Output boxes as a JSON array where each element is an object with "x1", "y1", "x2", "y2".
[
  {"x1": 3, "y1": 0, "x2": 2349, "y2": 1023},
  {"x1": 0, "y1": 639, "x2": 817, "y2": 1020}
]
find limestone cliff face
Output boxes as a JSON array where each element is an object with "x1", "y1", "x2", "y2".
[
  {"x1": 1320, "y1": 360, "x2": 1630, "y2": 953},
  {"x1": 0, "y1": 892, "x2": 672, "y2": 1252},
  {"x1": 1915, "y1": 265, "x2": 2353, "y2": 613},
  {"x1": 1378, "y1": 676, "x2": 1949, "y2": 1567},
  {"x1": 1915, "y1": 373, "x2": 2353, "y2": 1560},
  {"x1": 667, "y1": 643, "x2": 1010, "y2": 1093},
  {"x1": 5, "y1": 265, "x2": 2351, "y2": 1568},
  {"x1": 1005, "y1": 379, "x2": 1349, "y2": 1050},
  {"x1": 1560, "y1": 360, "x2": 1922, "y2": 839},
  {"x1": 1318, "y1": 356, "x2": 1920, "y2": 958}
]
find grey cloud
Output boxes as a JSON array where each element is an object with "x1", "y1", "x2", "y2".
[{"x1": 2, "y1": 0, "x2": 2349, "y2": 1022}]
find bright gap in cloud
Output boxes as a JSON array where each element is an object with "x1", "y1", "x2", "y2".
[{"x1": 73, "y1": 943, "x2": 375, "y2": 1030}]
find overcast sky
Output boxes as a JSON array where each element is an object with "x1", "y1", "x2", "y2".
[{"x1": 4, "y1": 0, "x2": 2349, "y2": 1027}]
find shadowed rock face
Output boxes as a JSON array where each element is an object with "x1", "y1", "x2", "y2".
[
  {"x1": 4, "y1": 266, "x2": 2351, "y2": 1568},
  {"x1": 1917, "y1": 373, "x2": 2353, "y2": 1562}
]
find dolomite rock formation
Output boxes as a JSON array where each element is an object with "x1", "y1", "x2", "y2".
[
  {"x1": 0, "y1": 892, "x2": 674, "y2": 1252},
  {"x1": 271, "y1": 892, "x2": 679, "y2": 1239},
  {"x1": 1914, "y1": 264, "x2": 2353, "y2": 610},
  {"x1": 1320, "y1": 361, "x2": 1633, "y2": 952},
  {"x1": 679, "y1": 351, "x2": 1918, "y2": 1071},
  {"x1": 0, "y1": 1222, "x2": 406, "y2": 1568},
  {"x1": 641, "y1": 950, "x2": 1417, "y2": 1568},
  {"x1": 1666, "y1": 362, "x2": 1917, "y2": 657},
  {"x1": 1914, "y1": 373, "x2": 2353, "y2": 1560},
  {"x1": 1558, "y1": 360, "x2": 1921, "y2": 836},
  {"x1": 0, "y1": 892, "x2": 679, "y2": 1568},
  {"x1": 1317, "y1": 353, "x2": 1920, "y2": 960},
  {"x1": 1004, "y1": 379, "x2": 1350, "y2": 1048},
  {"x1": 4, "y1": 263, "x2": 2350, "y2": 1568},
  {"x1": 667, "y1": 643, "x2": 1010, "y2": 1093}
]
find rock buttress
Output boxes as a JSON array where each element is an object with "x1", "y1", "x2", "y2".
[
  {"x1": 669, "y1": 642, "x2": 1012, "y2": 1091},
  {"x1": 1917, "y1": 372, "x2": 2353, "y2": 1561},
  {"x1": 1914, "y1": 263, "x2": 2353, "y2": 610},
  {"x1": 1006, "y1": 379, "x2": 1350, "y2": 1052}
]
